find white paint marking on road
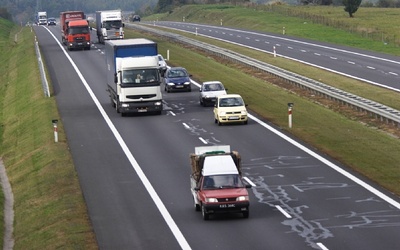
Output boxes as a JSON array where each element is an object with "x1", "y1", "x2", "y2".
[
  {"x1": 45, "y1": 28, "x2": 192, "y2": 250},
  {"x1": 199, "y1": 137, "x2": 208, "y2": 144},
  {"x1": 317, "y1": 242, "x2": 329, "y2": 250},
  {"x1": 330, "y1": 56, "x2": 337, "y2": 60},
  {"x1": 275, "y1": 205, "x2": 292, "y2": 219},
  {"x1": 248, "y1": 113, "x2": 400, "y2": 210},
  {"x1": 182, "y1": 123, "x2": 190, "y2": 129},
  {"x1": 243, "y1": 176, "x2": 256, "y2": 187},
  {"x1": 367, "y1": 66, "x2": 376, "y2": 70},
  {"x1": 347, "y1": 61, "x2": 355, "y2": 64},
  {"x1": 314, "y1": 53, "x2": 321, "y2": 56},
  {"x1": 169, "y1": 111, "x2": 176, "y2": 116},
  {"x1": 389, "y1": 72, "x2": 398, "y2": 76}
]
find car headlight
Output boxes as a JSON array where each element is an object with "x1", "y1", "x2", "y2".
[
  {"x1": 167, "y1": 82, "x2": 175, "y2": 86},
  {"x1": 241, "y1": 110, "x2": 247, "y2": 115},
  {"x1": 184, "y1": 81, "x2": 190, "y2": 85},
  {"x1": 236, "y1": 196, "x2": 249, "y2": 201},
  {"x1": 205, "y1": 198, "x2": 218, "y2": 203},
  {"x1": 219, "y1": 111, "x2": 226, "y2": 116}
]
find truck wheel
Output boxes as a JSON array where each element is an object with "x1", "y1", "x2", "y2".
[
  {"x1": 243, "y1": 210, "x2": 249, "y2": 219},
  {"x1": 201, "y1": 205, "x2": 209, "y2": 220},
  {"x1": 116, "y1": 99, "x2": 120, "y2": 113},
  {"x1": 195, "y1": 202, "x2": 200, "y2": 211}
]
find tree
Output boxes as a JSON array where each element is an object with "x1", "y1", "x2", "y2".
[{"x1": 343, "y1": 0, "x2": 362, "y2": 18}]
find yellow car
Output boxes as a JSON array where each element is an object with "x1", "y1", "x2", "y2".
[{"x1": 214, "y1": 94, "x2": 248, "y2": 125}]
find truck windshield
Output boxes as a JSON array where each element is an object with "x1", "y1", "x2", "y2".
[
  {"x1": 202, "y1": 174, "x2": 244, "y2": 190},
  {"x1": 122, "y1": 69, "x2": 160, "y2": 85},
  {"x1": 103, "y1": 21, "x2": 122, "y2": 29},
  {"x1": 69, "y1": 27, "x2": 89, "y2": 35}
]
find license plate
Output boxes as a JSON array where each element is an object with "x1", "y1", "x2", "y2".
[
  {"x1": 77, "y1": 43, "x2": 82, "y2": 45},
  {"x1": 176, "y1": 85, "x2": 183, "y2": 88},
  {"x1": 115, "y1": 32, "x2": 120, "y2": 36},
  {"x1": 220, "y1": 204, "x2": 235, "y2": 208},
  {"x1": 138, "y1": 109, "x2": 147, "y2": 112},
  {"x1": 229, "y1": 116, "x2": 239, "y2": 120}
]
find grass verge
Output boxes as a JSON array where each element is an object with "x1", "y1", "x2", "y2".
[{"x1": 0, "y1": 20, "x2": 97, "y2": 249}]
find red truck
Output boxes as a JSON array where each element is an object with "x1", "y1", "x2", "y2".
[
  {"x1": 60, "y1": 11, "x2": 91, "y2": 51},
  {"x1": 190, "y1": 145, "x2": 251, "y2": 220}
]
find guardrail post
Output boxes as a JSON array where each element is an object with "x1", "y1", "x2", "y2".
[
  {"x1": 288, "y1": 103, "x2": 294, "y2": 129},
  {"x1": 52, "y1": 120, "x2": 58, "y2": 142}
]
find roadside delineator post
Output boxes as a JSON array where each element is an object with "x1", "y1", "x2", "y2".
[
  {"x1": 288, "y1": 103, "x2": 294, "y2": 129},
  {"x1": 273, "y1": 46, "x2": 276, "y2": 57},
  {"x1": 52, "y1": 119, "x2": 58, "y2": 142}
]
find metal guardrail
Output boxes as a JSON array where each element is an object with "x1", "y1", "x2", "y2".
[
  {"x1": 34, "y1": 36, "x2": 50, "y2": 97},
  {"x1": 128, "y1": 23, "x2": 400, "y2": 127}
]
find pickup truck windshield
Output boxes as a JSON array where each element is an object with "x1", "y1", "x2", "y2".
[{"x1": 202, "y1": 174, "x2": 244, "y2": 190}]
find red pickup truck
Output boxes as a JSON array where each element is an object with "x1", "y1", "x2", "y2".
[{"x1": 190, "y1": 145, "x2": 251, "y2": 220}]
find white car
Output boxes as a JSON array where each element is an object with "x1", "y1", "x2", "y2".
[
  {"x1": 214, "y1": 94, "x2": 248, "y2": 125},
  {"x1": 199, "y1": 81, "x2": 227, "y2": 106},
  {"x1": 158, "y1": 54, "x2": 167, "y2": 76}
]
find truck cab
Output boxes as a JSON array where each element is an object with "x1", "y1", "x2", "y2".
[
  {"x1": 190, "y1": 146, "x2": 251, "y2": 220},
  {"x1": 65, "y1": 19, "x2": 91, "y2": 51}
]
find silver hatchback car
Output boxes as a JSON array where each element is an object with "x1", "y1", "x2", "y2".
[{"x1": 199, "y1": 81, "x2": 227, "y2": 106}]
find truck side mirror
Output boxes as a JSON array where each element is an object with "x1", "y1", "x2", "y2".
[{"x1": 114, "y1": 73, "x2": 118, "y2": 83}]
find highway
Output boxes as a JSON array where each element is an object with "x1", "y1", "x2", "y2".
[
  {"x1": 33, "y1": 24, "x2": 400, "y2": 250},
  {"x1": 146, "y1": 21, "x2": 400, "y2": 92}
]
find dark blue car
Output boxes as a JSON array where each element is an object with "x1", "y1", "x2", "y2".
[{"x1": 163, "y1": 67, "x2": 192, "y2": 92}]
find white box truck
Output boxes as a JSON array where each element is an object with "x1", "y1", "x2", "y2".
[
  {"x1": 105, "y1": 39, "x2": 163, "y2": 116},
  {"x1": 96, "y1": 10, "x2": 124, "y2": 44},
  {"x1": 37, "y1": 11, "x2": 47, "y2": 25}
]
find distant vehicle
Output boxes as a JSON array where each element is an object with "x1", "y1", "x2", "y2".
[
  {"x1": 199, "y1": 81, "x2": 227, "y2": 107},
  {"x1": 95, "y1": 10, "x2": 124, "y2": 44},
  {"x1": 60, "y1": 11, "x2": 91, "y2": 51},
  {"x1": 163, "y1": 67, "x2": 192, "y2": 92},
  {"x1": 158, "y1": 54, "x2": 167, "y2": 76},
  {"x1": 37, "y1": 11, "x2": 47, "y2": 25},
  {"x1": 132, "y1": 15, "x2": 141, "y2": 22},
  {"x1": 214, "y1": 94, "x2": 248, "y2": 125},
  {"x1": 47, "y1": 17, "x2": 56, "y2": 26}
]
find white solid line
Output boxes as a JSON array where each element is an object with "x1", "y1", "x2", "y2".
[
  {"x1": 44, "y1": 27, "x2": 192, "y2": 250},
  {"x1": 275, "y1": 205, "x2": 292, "y2": 219}
]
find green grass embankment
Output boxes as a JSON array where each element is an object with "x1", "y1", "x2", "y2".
[{"x1": 0, "y1": 19, "x2": 97, "y2": 249}]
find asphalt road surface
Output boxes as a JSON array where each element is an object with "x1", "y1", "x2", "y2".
[{"x1": 33, "y1": 24, "x2": 400, "y2": 250}]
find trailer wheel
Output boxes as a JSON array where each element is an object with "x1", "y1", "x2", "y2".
[{"x1": 201, "y1": 205, "x2": 209, "y2": 220}]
